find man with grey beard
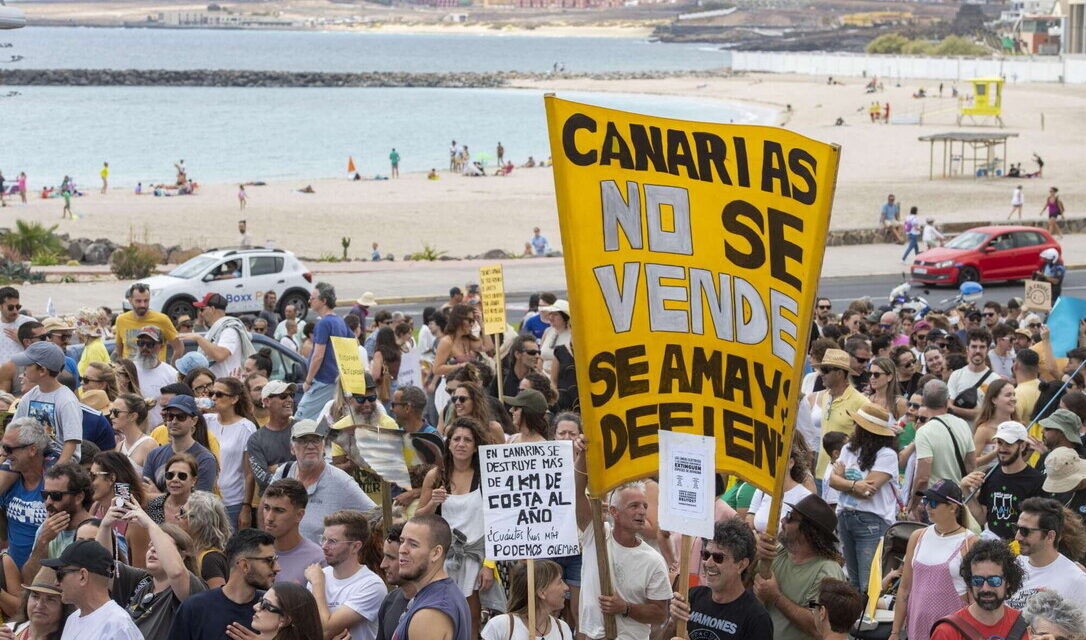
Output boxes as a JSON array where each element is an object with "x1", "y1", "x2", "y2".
[{"x1": 132, "y1": 327, "x2": 178, "y2": 426}]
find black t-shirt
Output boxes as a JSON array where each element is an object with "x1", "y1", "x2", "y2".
[
  {"x1": 167, "y1": 586, "x2": 263, "y2": 640},
  {"x1": 200, "y1": 550, "x2": 229, "y2": 583},
  {"x1": 685, "y1": 586, "x2": 773, "y2": 640},
  {"x1": 979, "y1": 465, "x2": 1046, "y2": 539},
  {"x1": 377, "y1": 587, "x2": 409, "y2": 640},
  {"x1": 1048, "y1": 488, "x2": 1086, "y2": 526}
]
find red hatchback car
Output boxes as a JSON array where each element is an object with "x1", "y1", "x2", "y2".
[{"x1": 910, "y1": 225, "x2": 1061, "y2": 286}]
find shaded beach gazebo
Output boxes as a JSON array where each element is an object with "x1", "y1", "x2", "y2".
[{"x1": 917, "y1": 131, "x2": 1019, "y2": 179}]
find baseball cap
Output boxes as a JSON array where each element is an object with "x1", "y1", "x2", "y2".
[
  {"x1": 505, "y1": 389, "x2": 548, "y2": 417},
  {"x1": 1039, "y1": 409, "x2": 1083, "y2": 445},
  {"x1": 41, "y1": 317, "x2": 74, "y2": 332},
  {"x1": 175, "y1": 351, "x2": 209, "y2": 375},
  {"x1": 136, "y1": 326, "x2": 163, "y2": 342},
  {"x1": 165, "y1": 395, "x2": 199, "y2": 416},
  {"x1": 994, "y1": 421, "x2": 1029, "y2": 444},
  {"x1": 916, "y1": 478, "x2": 964, "y2": 506},
  {"x1": 291, "y1": 419, "x2": 324, "y2": 440},
  {"x1": 1015, "y1": 328, "x2": 1033, "y2": 339},
  {"x1": 261, "y1": 380, "x2": 296, "y2": 400},
  {"x1": 193, "y1": 293, "x2": 228, "y2": 310},
  {"x1": 11, "y1": 342, "x2": 66, "y2": 373},
  {"x1": 176, "y1": 315, "x2": 194, "y2": 326},
  {"x1": 41, "y1": 539, "x2": 114, "y2": 578}
]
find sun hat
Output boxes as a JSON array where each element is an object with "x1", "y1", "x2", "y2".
[
  {"x1": 1039, "y1": 409, "x2": 1083, "y2": 445},
  {"x1": 540, "y1": 299, "x2": 570, "y2": 317},
  {"x1": 136, "y1": 326, "x2": 163, "y2": 343},
  {"x1": 505, "y1": 389, "x2": 548, "y2": 417},
  {"x1": 912, "y1": 320, "x2": 933, "y2": 333},
  {"x1": 1043, "y1": 447, "x2": 1086, "y2": 493},
  {"x1": 847, "y1": 401, "x2": 896, "y2": 437},
  {"x1": 22, "y1": 566, "x2": 62, "y2": 596},
  {"x1": 818, "y1": 349, "x2": 851, "y2": 372},
  {"x1": 1015, "y1": 328, "x2": 1033, "y2": 339},
  {"x1": 41, "y1": 317, "x2": 74, "y2": 333},
  {"x1": 356, "y1": 292, "x2": 377, "y2": 307},
  {"x1": 291, "y1": 419, "x2": 323, "y2": 440},
  {"x1": 73, "y1": 307, "x2": 103, "y2": 338},
  {"x1": 80, "y1": 389, "x2": 111, "y2": 413},
  {"x1": 916, "y1": 478, "x2": 964, "y2": 506},
  {"x1": 994, "y1": 421, "x2": 1029, "y2": 444},
  {"x1": 786, "y1": 494, "x2": 839, "y2": 543}
]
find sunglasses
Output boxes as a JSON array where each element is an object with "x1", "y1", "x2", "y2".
[
  {"x1": 245, "y1": 555, "x2": 279, "y2": 566},
  {"x1": 783, "y1": 510, "x2": 802, "y2": 523},
  {"x1": 899, "y1": 360, "x2": 916, "y2": 368},
  {"x1": 818, "y1": 366, "x2": 837, "y2": 375},
  {"x1": 452, "y1": 396, "x2": 471, "y2": 404},
  {"x1": 1016, "y1": 525, "x2": 1049, "y2": 538},
  {"x1": 136, "y1": 340, "x2": 157, "y2": 348},
  {"x1": 265, "y1": 393, "x2": 292, "y2": 401},
  {"x1": 1030, "y1": 323, "x2": 1042, "y2": 329},
  {"x1": 907, "y1": 402, "x2": 921, "y2": 409},
  {"x1": 922, "y1": 497, "x2": 941, "y2": 509},
  {"x1": 54, "y1": 567, "x2": 82, "y2": 580},
  {"x1": 700, "y1": 550, "x2": 728, "y2": 564},
  {"x1": 211, "y1": 391, "x2": 236, "y2": 399},
  {"x1": 109, "y1": 409, "x2": 130, "y2": 418},
  {"x1": 192, "y1": 384, "x2": 212, "y2": 394},
  {"x1": 853, "y1": 355, "x2": 870, "y2": 364},
  {"x1": 521, "y1": 349, "x2": 541, "y2": 356},
  {"x1": 817, "y1": 305, "x2": 832, "y2": 310},
  {"x1": 258, "y1": 598, "x2": 285, "y2": 615},
  {"x1": 1, "y1": 443, "x2": 30, "y2": 455},
  {"x1": 869, "y1": 371, "x2": 885, "y2": 379},
  {"x1": 4, "y1": 304, "x2": 21, "y2": 312},
  {"x1": 968, "y1": 575, "x2": 1004, "y2": 588},
  {"x1": 983, "y1": 312, "x2": 996, "y2": 317},
  {"x1": 43, "y1": 490, "x2": 79, "y2": 501},
  {"x1": 165, "y1": 471, "x2": 190, "y2": 481},
  {"x1": 352, "y1": 394, "x2": 377, "y2": 403},
  {"x1": 83, "y1": 377, "x2": 104, "y2": 384},
  {"x1": 878, "y1": 323, "x2": 894, "y2": 330},
  {"x1": 915, "y1": 333, "x2": 929, "y2": 340},
  {"x1": 163, "y1": 412, "x2": 192, "y2": 422}
]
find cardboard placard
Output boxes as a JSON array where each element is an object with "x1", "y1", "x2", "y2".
[
  {"x1": 397, "y1": 350, "x2": 423, "y2": 389},
  {"x1": 330, "y1": 336, "x2": 367, "y2": 395},
  {"x1": 479, "y1": 264, "x2": 507, "y2": 336},
  {"x1": 480, "y1": 440, "x2": 579, "y2": 561},
  {"x1": 544, "y1": 95, "x2": 839, "y2": 497},
  {"x1": 658, "y1": 430, "x2": 716, "y2": 539},
  {"x1": 1024, "y1": 280, "x2": 1053, "y2": 312}
]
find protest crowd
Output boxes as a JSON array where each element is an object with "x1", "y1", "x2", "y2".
[{"x1": 0, "y1": 266, "x2": 1083, "y2": 640}]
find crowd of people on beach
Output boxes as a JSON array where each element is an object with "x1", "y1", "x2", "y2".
[{"x1": 0, "y1": 243, "x2": 1078, "y2": 640}]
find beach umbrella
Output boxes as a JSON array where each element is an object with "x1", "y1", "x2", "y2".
[
  {"x1": 347, "y1": 156, "x2": 356, "y2": 174},
  {"x1": 475, "y1": 152, "x2": 493, "y2": 167}
]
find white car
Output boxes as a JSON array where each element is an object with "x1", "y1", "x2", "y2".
[{"x1": 125, "y1": 248, "x2": 313, "y2": 320}]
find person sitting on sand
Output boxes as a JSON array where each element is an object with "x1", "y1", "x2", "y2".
[
  {"x1": 427, "y1": 169, "x2": 439, "y2": 180},
  {"x1": 298, "y1": 185, "x2": 315, "y2": 193},
  {"x1": 522, "y1": 156, "x2": 536, "y2": 168},
  {"x1": 496, "y1": 162, "x2": 514, "y2": 176},
  {"x1": 353, "y1": 173, "x2": 361, "y2": 181}
]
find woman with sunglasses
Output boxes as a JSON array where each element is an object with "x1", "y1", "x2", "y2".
[
  {"x1": 868, "y1": 357, "x2": 907, "y2": 428},
  {"x1": 839, "y1": 310, "x2": 863, "y2": 337},
  {"x1": 82, "y1": 361, "x2": 120, "y2": 402},
  {"x1": 482, "y1": 560, "x2": 570, "y2": 640},
  {"x1": 435, "y1": 363, "x2": 480, "y2": 435},
  {"x1": 181, "y1": 490, "x2": 232, "y2": 589},
  {"x1": 828, "y1": 401, "x2": 900, "y2": 591},
  {"x1": 891, "y1": 345, "x2": 924, "y2": 399},
  {"x1": 889, "y1": 480, "x2": 977, "y2": 640},
  {"x1": 110, "y1": 393, "x2": 158, "y2": 476},
  {"x1": 89, "y1": 451, "x2": 149, "y2": 567},
  {"x1": 447, "y1": 382, "x2": 505, "y2": 445},
  {"x1": 146, "y1": 453, "x2": 199, "y2": 526},
  {"x1": 142, "y1": 395, "x2": 219, "y2": 496},
  {"x1": 204, "y1": 377, "x2": 258, "y2": 532},
  {"x1": 112, "y1": 359, "x2": 140, "y2": 396},
  {"x1": 9, "y1": 567, "x2": 74, "y2": 640},
  {"x1": 230, "y1": 582, "x2": 321, "y2": 640},
  {"x1": 972, "y1": 378, "x2": 1017, "y2": 470},
  {"x1": 417, "y1": 417, "x2": 503, "y2": 638}
]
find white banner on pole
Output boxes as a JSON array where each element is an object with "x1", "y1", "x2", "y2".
[
  {"x1": 480, "y1": 440, "x2": 579, "y2": 561},
  {"x1": 658, "y1": 430, "x2": 716, "y2": 539}
]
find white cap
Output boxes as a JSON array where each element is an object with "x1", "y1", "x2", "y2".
[
  {"x1": 994, "y1": 420, "x2": 1028, "y2": 444},
  {"x1": 1041, "y1": 248, "x2": 1059, "y2": 262}
]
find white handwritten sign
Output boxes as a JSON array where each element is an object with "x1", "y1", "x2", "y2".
[
  {"x1": 480, "y1": 440, "x2": 579, "y2": 561},
  {"x1": 658, "y1": 430, "x2": 716, "y2": 539},
  {"x1": 397, "y1": 350, "x2": 423, "y2": 389}
]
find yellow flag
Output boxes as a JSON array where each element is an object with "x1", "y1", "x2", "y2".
[
  {"x1": 544, "y1": 95, "x2": 840, "y2": 497},
  {"x1": 865, "y1": 538, "x2": 883, "y2": 621},
  {"x1": 330, "y1": 336, "x2": 367, "y2": 395}
]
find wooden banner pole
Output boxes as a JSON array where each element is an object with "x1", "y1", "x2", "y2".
[
  {"x1": 589, "y1": 498, "x2": 617, "y2": 640},
  {"x1": 527, "y1": 559, "x2": 537, "y2": 640},
  {"x1": 676, "y1": 534, "x2": 693, "y2": 639},
  {"x1": 494, "y1": 332, "x2": 505, "y2": 405},
  {"x1": 380, "y1": 480, "x2": 393, "y2": 535}
]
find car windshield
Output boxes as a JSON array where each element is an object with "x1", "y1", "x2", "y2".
[
  {"x1": 945, "y1": 231, "x2": 988, "y2": 251},
  {"x1": 169, "y1": 256, "x2": 218, "y2": 279}
]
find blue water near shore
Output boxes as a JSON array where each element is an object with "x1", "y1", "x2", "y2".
[
  {"x1": 3, "y1": 26, "x2": 730, "y2": 72},
  {"x1": 0, "y1": 28, "x2": 755, "y2": 183}
]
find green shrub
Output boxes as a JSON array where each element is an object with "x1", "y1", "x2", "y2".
[
  {"x1": 934, "y1": 35, "x2": 990, "y2": 56},
  {"x1": 30, "y1": 250, "x2": 61, "y2": 266},
  {"x1": 110, "y1": 245, "x2": 158, "y2": 280},
  {"x1": 866, "y1": 33, "x2": 910, "y2": 54},
  {"x1": 410, "y1": 244, "x2": 447, "y2": 262},
  {"x1": 0, "y1": 259, "x2": 43, "y2": 284},
  {"x1": 0, "y1": 220, "x2": 65, "y2": 261},
  {"x1": 903, "y1": 40, "x2": 935, "y2": 55}
]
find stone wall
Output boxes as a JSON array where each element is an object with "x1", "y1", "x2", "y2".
[{"x1": 826, "y1": 217, "x2": 1086, "y2": 246}]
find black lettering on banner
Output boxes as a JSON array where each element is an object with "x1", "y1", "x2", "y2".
[
  {"x1": 562, "y1": 113, "x2": 598, "y2": 166},
  {"x1": 788, "y1": 148, "x2": 818, "y2": 205},
  {"x1": 760, "y1": 140, "x2": 792, "y2": 199},
  {"x1": 692, "y1": 132, "x2": 732, "y2": 185},
  {"x1": 588, "y1": 345, "x2": 649, "y2": 407},
  {"x1": 666, "y1": 129, "x2": 698, "y2": 179},
  {"x1": 629, "y1": 124, "x2": 667, "y2": 173},
  {"x1": 601, "y1": 122, "x2": 634, "y2": 169},
  {"x1": 768, "y1": 208, "x2": 804, "y2": 291},
  {"x1": 721, "y1": 200, "x2": 765, "y2": 270}
]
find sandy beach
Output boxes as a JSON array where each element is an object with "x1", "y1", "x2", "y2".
[{"x1": 5, "y1": 73, "x2": 1084, "y2": 261}]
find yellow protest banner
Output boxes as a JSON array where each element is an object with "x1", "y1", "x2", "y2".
[
  {"x1": 545, "y1": 96, "x2": 839, "y2": 497},
  {"x1": 330, "y1": 336, "x2": 367, "y2": 395},
  {"x1": 480, "y1": 264, "x2": 507, "y2": 336}
]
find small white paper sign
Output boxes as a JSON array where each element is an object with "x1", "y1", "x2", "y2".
[
  {"x1": 480, "y1": 440, "x2": 579, "y2": 561},
  {"x1": 658, "y1": 430, "x2": 716, "y2": 539},
  {"x1": 397, "y1": 350, "x2": 423, "y2": 388}
]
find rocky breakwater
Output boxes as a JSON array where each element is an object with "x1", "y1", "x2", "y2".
[{"x1": 0, "y1": 68, "x2": 733, "y2": 88}]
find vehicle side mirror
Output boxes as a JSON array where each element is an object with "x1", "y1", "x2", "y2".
[
  {"x1": 202, "y1": 274, "x2": 214, "y2": 282},
  {"x1": 983, "y1": 245, "x2": 995, "y2": 253},
  {"x1": 291, "y1": 362, "x2": 306, "y2": 383}
]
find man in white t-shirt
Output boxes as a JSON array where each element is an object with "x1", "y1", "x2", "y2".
[
  {"x1": 306, "y1": 510, "x2": 388, "y2": 640},
  {"x1": 183, "y1": 293, "x2": 252, "y2": 378},
  {"x1": 0, "y1": 286, "x2": 35, "y2": 367},
  {"x1": 573, "y1": 436, "x2": 670, "y2": 640},
  {"x1": 132, "y1": 326, "x2": 179, "y2": 427},
  {"x1": 1006, "y1": 496, "x2": 1086, "y2": 612},
  {"x1": 946, "y1": 328, "x2": 996, "y2": 423},
  {"x1": 45, "y1": 539, "x2": 143, "y2": 639}
]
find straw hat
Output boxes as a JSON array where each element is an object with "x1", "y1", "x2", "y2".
[
  {"x1": 847, "y1": 401, "x2": 896, "y2": 437},
  {"x1": 356, "y1": 292, "x2": 378, "y2": 307},
  {"x1": 819, "y1": 349, "x2": 851, "y2": 372},
  {"x1": 1043, "y1": 446, "x2": 1086, "y2": 493},
  {"x1": 22, "y1": 566, "x2": 61, "y2": 596},
  {"x1": 80, "y1": 389, "x2": 111, "y2": 413}
]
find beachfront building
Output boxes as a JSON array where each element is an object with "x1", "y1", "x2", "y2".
[
  {"x1": 150, "y1": 10, "x2": 299, "y2": 28},
  {"x1": 1059, "y1": 0, "x2": 1086, "y2": 53}
]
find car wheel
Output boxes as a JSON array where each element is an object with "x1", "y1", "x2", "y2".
[
  {"x1": 279, "y1": 290, "x2": 310, "y2": 320},
  {"x1": 164, "y1": 297, "x2": 196, "y2": 323},
  {"x1": 957, "y1": 266, "x2": 980, "y2": 285}
]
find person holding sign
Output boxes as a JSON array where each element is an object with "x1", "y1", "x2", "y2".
[
  {"x1": 663, "y1": 518, "x2": 773, "y2": 640},
  {"x1": 481, "y1": 560, "x2": 572, "y2": 640},
  {"x1": 572, "y1": 435, "x2": 671, "y2": 640},
  {"x1": 1032, "y1": 247, "x2": 1066, "y2": 301},
  {"x1": 416, "y1": 418, "x2": 503, "y2": 637}
]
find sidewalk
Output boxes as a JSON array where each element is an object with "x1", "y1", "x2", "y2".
[{"x1": 19, "y1": 234, "x2": 1086, "y2": 315}]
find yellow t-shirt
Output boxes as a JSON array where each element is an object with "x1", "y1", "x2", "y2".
[
  {"x1": 1014, "y1": 378, "x2": 1042, "y2": 425},
  {"x1": 150, "y1": 424, "x2": 221, "y2": 460},
  {"x1": 113, "y1": 310, "x2": 178, "y2": 361},
  {"x1": 815, "y1": 385, "x2": 869, "y2": 477},
  {"x1": 77, "y1": 338, "x2": 111, "y2": 375}
]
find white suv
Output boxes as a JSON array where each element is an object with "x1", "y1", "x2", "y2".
[{"x1": 125, "y1": 248, "x2": 313, "y2": 321}]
